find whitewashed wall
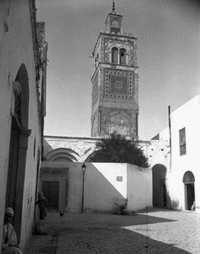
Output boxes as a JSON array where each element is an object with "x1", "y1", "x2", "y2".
[
  {"x1": 84, "y1": 163, "x2": 127, "y2": 212},
  {"x1": 127, "y1": 165, "x2": 152, "y2": 211},
  {"x1": 164, "y1": 95, "x2": 200, "y2": 211},
  {"x1": 41, "y1": 162, "x2": 152, "y2": 213},
  {"x1": 0, "y1": 0, "x2": 42, "y2": 251}
]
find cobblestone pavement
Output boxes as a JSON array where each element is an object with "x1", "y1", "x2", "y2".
[{"x1": 28, "y1": 209, "x2": 200, "y2": 254}]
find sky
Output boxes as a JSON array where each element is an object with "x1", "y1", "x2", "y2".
[{"x1": 37, "y1": 0, "x2": 200, "y2": 140}]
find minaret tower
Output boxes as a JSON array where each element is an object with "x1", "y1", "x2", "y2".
[{"x1": 91, "y1": 2, "x2": 139, "y2": 139}]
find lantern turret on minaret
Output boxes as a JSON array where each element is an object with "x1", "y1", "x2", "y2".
[
  {"x1": 91, "y1": 2, "x2": 139, "y2": 139},
  {"x1": 105, "y1": 1, "x2": 123, "y2": 34}
]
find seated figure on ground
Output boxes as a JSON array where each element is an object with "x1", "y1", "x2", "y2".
[{"x1": 2, "y1": 207, "x2": 23, "y2": 254}]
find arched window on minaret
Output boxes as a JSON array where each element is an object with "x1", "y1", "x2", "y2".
[
  {"x1": 111, "y1": 47, "x2": 118, "y2": 64},
  {"x1": 120, "y1": 48, "x2": 126, "y2": 65}
]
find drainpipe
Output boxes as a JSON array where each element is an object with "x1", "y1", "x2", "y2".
[
  {"x1": 168, "y1": 105, "x2": 172, "y2": 171},
  {"x1": 81, "y1": 163, "x2": 86, "y2": 213}
]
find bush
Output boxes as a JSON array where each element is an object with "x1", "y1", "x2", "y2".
[{"x1": 88, "y1": 133, "x2": 149, "y2": 168}]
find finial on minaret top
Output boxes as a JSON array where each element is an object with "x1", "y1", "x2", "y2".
[
  {"x1": 112, "y1": 0, "x2": 116, "y2": 13},
  {"x1": 105, "y1": 0, "x2": 122, "y2": 33}
]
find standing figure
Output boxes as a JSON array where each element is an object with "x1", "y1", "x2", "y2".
[
  {"x1": 2, "y1": 207, "x2": 23, "y2": 254},
  {"x1": 36, "y1": 192, "x2": 48, "y2": 220}
]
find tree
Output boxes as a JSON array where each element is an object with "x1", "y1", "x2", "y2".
[{"x1": 88, "y1": 133, "x2": 149, "y2": 168}]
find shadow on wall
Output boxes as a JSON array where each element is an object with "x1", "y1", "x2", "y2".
[
  {"x1": 43, "y1": 139, "x2": 53, "y2": 157},
  {"x1": 40, "y1": 162, "x2": 152, "y2": 213},
  {"x1": 152, "y1": 164, "x2": 167, "y2": 208},
  {"x1": 169, "y1": 199, "x2": 180, "y2": 210},
  {"x1": 84, "y1": 163, "x2": 127, "y2": 213},
  {"x1": 152, "y1": 164, "x2": 180, "y2": 210}
]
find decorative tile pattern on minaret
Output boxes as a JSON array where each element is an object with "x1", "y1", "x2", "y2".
[{"x1": 91, "y1": 3, "x2": 139, "y2": 139}]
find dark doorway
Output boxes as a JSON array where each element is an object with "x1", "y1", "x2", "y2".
[
  {"x1": 6, "y1": 64, "x2": 30, "y2": 241},
  {"x1": 6, "y1": 117, "x2": 20, "y2": 209},
  {"x1": 185, "y1": 184, "x2": 195, "y2": 210},
  {"x1": 42, "y1": 181, "x2": 59, "y2": 210},
  {"x1": 152, "y1": 164, "x2": 167, "y2": 208},
  {"x1": 183, "y1": 171, "x2": 195, "y2": 210}
]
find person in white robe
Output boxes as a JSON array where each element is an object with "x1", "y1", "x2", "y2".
[{"x1": 2, "y1": 207, "x2": 22, "y2": 254}]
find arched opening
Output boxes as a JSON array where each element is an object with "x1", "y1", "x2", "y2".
[
  {"x1": 111, "y1": 47, "x2": 118, "y2": 64},
  {"x1": 120, "y1": 48, "x2": 126, "y2": 65},
  {"x1": 53, "y1": 156, "x2": 73, "y2": 162},
  {"x1": 111, "y1": 20, "x2": 120, "y2": 34},
  {"x1": 6, "y1": 64, "x2": 30, "y2": 240},
  {"x1": 43, "y1": 148, "x2": 79, "y2": 210},
  {"x1": 46, "y1": 148, "x2": 79, "y2": 162},
  {"x1": 152, "y1": 164, "x2": 167, "y2": 208},
  {"x1": 183, "y1": 171, "x2": 195, "y2": 210}
]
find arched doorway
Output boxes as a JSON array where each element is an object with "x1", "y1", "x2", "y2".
[
  {"x1": 152, "y1": 164, "x2": 167, "y2": 208},
  {"x1": 183, "y1": 171, "x2": 195, "y2": 210},
  {"x1": 6, "y1": 64, "x2": 30, "y2": 240},
  {"x1": 42, "y1": 148, "x2": 77, "y2": 211}
]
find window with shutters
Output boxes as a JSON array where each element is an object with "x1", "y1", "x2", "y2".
[{"x1": 179, "y1": 127, "x2": 186, "y2": 155}]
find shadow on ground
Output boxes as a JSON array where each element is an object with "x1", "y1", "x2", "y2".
[
  {"x1": 27, "y1": 212, "x2": 192, "y2": 254},
  {"x1": 48, "y1": 211, "x2": 176, "y2": 231},
  {"x1": 57, "y1": 226, "x2": 191, "y2": 254}
]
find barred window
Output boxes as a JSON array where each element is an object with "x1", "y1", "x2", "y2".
[{"x1": 179, "y1": 127, "x2": 186, "y2": 155}]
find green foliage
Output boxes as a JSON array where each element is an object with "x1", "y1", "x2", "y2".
[
  {"x1": 88, "y1": 133, "x2": 149, "y2": 168},
  {"x1": 113, "y1": 199, "x2": 128, "y2": 215}
]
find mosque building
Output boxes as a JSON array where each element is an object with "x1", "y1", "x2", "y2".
[{"x1": 42, "y1": 2, "x2": 169, "y2": 213}]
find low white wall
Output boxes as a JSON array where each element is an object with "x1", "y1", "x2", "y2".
[
  {"x1": 41, "y1": 162, "x2": 152, "y2": 213},
  {"x1": 66, "y1": 162, "x2": 128, "y2": 213},
  {"x1": 84, "y1": 163, "x2": 127, "y2": 212},
  {"x1": 127, "y1": 165, "x2": 152, "y2": 211}
]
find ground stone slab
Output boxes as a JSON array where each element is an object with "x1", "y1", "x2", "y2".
[{"x1": 28, "y1": 209, "x2": 200, "y2": 254}]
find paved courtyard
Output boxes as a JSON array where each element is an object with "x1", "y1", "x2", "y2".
[{"x1": 28, "y1": 209, "x2": 200, "y2": 254}]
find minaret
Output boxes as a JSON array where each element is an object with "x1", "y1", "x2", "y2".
[{"x1": 91, "y1": 2, "x2": 139, "y2": 139}]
